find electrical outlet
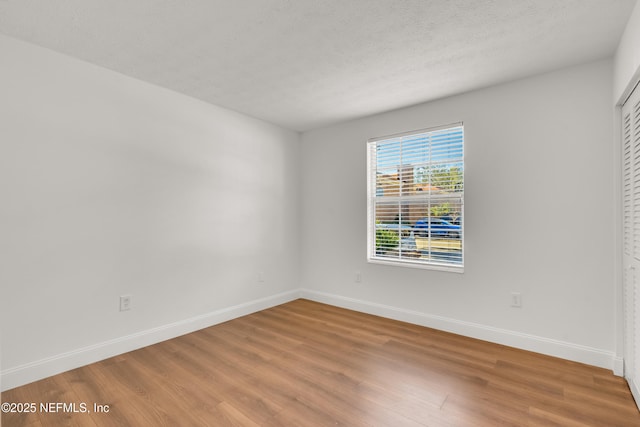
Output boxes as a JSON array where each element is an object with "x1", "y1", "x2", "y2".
[
  {"x1": 510, "y1": 292, "x2": 522, "y2": 308},
  {"x1": 258, "y1": 271, "x2": 265, "y2": 282},
  {"x1": 120, "y1": 295, "x2": 132, "y2": 312},
  {"x1": 355, "y1": 271, "x2": 362, "y2": 283}
]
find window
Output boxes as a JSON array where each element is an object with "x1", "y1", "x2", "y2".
[{"x1": 367, "y1": 123, "x2": 464, "y2": 272}]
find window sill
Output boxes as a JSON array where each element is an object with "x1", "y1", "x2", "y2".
[{"x1": 368, "y1": 256, "x2": 464, "y2": 273}]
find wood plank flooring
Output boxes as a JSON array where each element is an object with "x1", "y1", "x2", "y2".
[{"x1": 2, "y1": 299, "x2": 639, "y2": 426}]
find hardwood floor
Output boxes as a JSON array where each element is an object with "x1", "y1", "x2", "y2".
[{"x1": 2, "y1": 299, "x2": 639, "y2": 426}]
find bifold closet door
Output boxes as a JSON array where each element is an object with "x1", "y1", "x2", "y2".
[{"x1": 622, "y1": 83, "x2": 640, "y2": 407}]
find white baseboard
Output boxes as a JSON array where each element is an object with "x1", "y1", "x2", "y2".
[
  {"x1": 299, "y1": 289, "x2": 621, "y2": 374},
  {"x1": 612, "y1": 356, "x2": 625, "y2": 377},
  {"x1": 1, "y1": 290, "x2": 300, "y2": 392}
]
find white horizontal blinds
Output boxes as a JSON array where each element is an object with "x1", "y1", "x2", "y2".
[{"x1": 368, "y1": 124, "x2": 463, "y2": 268}]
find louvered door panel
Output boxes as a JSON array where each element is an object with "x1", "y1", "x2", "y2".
[
  {"x1": 622, "y1": 84, "x2": 640, "y2": 409},
  {"x1": 635, "y1": 272, "x2": 640, "y2": 385},
  {"x1": 624, "y1": 267, "x2": 634, "y2": 377},
  {"x1": 624, "y1": 112, "x2": 632, "y2": 255},
  {"x1": 634, "y1": 99, "x2": 640, "y2": 260}
]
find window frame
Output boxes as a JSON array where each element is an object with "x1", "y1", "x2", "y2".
[{"x1": 366, "y1": 122, "x2": 464, "y2": 273}]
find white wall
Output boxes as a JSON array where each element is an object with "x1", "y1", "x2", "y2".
[
  {"x1": 614, "y1": 0, "x2": 640, "y2": 103},
  {"x1": 300, "y1": 59, "x2": 617, "y2": 369},
  {"x1": 0, "y1": 35, "x2": 300, "y2": 390}
]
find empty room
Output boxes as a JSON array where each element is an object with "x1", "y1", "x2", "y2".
[{"x1": 2, "y1": 0, "x2": 640, "y2": 425}]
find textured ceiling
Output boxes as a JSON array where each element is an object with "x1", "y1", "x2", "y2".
[{"x1": 0, "y1": 0, "x2": 636, "y2": 131}]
